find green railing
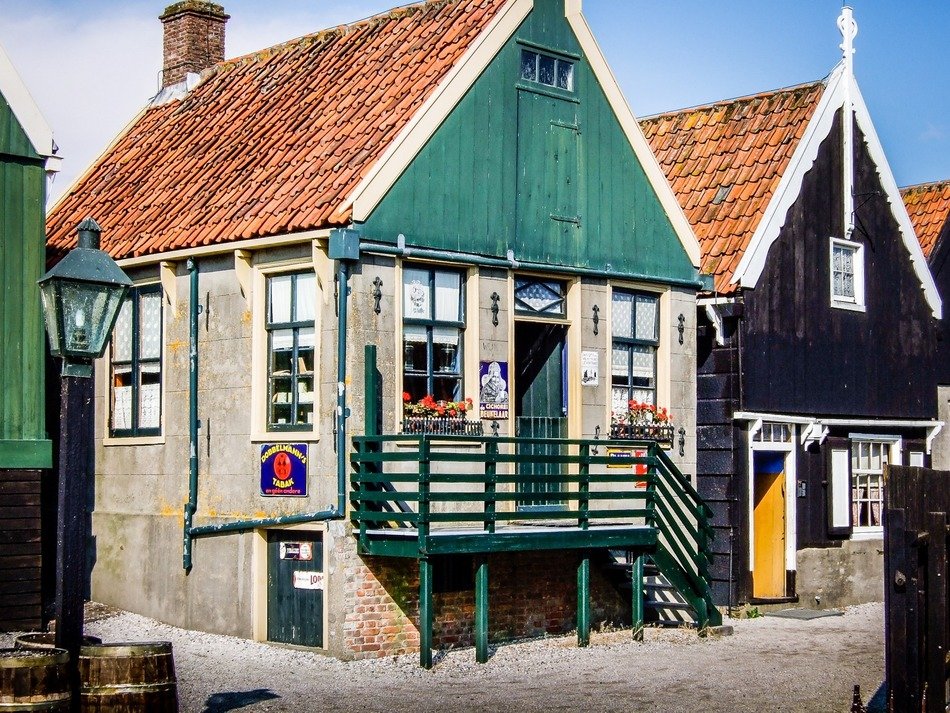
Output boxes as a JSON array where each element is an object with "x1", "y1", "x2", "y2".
[{"x1": 350, "y1": 433, "x2": 721, "y2": 627}]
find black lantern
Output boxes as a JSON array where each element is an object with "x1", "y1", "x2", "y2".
[{"x1": 38, "y1": 217, "x2": 132, "y2": 376}]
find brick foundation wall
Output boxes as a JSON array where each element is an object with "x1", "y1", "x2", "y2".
[{"x1": 341, "y1": 549, "x2": 629, "y2": 660}]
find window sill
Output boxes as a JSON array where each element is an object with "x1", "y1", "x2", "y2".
[
  {"x1": 103, "y1": 435, "x2": 165, "y2": 447},
  {"x1": 830, "y1": 300, "x2": 866, "y2": 313},
  {"x1": 251, "y1": 432, "x2": 319, "y2": 444},
  {"x1": 850, "y1": 527, "x2": 883, "y2": 541}
]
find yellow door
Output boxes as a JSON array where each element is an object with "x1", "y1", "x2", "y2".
[{"x1": 753, "y1": 461, "x2": 786, "y2": 599}]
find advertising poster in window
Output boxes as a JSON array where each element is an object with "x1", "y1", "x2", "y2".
[
  {"x1": 479, "y1": 360, "x2": 509, "y2": 419},
  {"x1": 606, "y1": 447, "x2": 649, "y2": 489},
  {"x1": 260, "y1": 443, "x2": 308, "y2": 496}
]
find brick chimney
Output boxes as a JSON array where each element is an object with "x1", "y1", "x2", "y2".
[{"x1": 160, "y1": 1, "x2": 229, "y2": 88}]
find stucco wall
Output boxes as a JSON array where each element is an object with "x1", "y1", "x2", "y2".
[
  {"x1": 89, "y1": 242, "x2": 698, "y2": 653},
  {"x1": 795, "y1": 539, "x2": 884, "y2": 609}
]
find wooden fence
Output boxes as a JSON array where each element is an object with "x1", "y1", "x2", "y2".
[{"x1": 884, "y1": 465, "x2": 949, "y2": 711}]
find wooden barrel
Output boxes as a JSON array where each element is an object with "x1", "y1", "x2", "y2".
[
  {"x1": 0, "y1": 647, "x2": 71, "y2": 712},
  {"x1": 79, "y1": 642, "x2": 178, "y2": 713},
  {"x1": 14, "y1": 633, "x2": 102, "y2": 651}
]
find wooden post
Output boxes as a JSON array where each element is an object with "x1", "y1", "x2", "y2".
[
  {"x1": 54, "y1": 374, "x2": 95, "y2": 712},
  {"x1": 419, "y1": 557, "x2": 433, "y2": 669},
  {"x1": 577, "y1": 553, "x2": 590, "y2": 647},
  {"x1": 631, "y1": 553, "x2": 644, "y2": 641},
  {"x1": 475, "y1": 557, "x2": 489, "y2": 663},
  {"x1": 925, "y1": 511, "x2": 947, "y2": 713},
  {"x1": 485, "y1": 439, "x2": 497, "y2": 534}
]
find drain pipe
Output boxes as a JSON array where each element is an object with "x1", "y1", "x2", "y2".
[
  {"x1": 183, "y1": 258, "x2": 199, "y2": 571},
  {"x1": 182, "y1": 231, "x2": 357, "y2": 565}
]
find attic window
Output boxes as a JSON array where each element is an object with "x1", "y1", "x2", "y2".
[
  {"x1": 712, "y1": 185, "x2": 732, "y2": 205},
  {"x1": 520, "y1": 49, "x2": 574, "y2": 92}
]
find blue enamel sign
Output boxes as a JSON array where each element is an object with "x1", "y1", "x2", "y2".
[{"x1": 260, "y1": 443, "x2": 308, "y2": 497}]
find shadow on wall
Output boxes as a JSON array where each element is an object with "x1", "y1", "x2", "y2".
[{"x1": 203, "y1": 689, "x2": 280, "y2": 712}]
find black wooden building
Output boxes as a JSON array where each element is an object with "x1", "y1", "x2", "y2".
[{"x1": 641, "y1": 9, "x2": 943, "y2": 607}]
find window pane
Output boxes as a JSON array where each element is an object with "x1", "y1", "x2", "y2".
[
  {"x1": 433, "y1": 336, "x2": 460, "y2": 375},
  {"x1": 611, "y1": 387, "x2": 628, "y2": 414},
  {"x1": 630, "y1": 345, "x2": 655, "y2": 381},
  {"x1": 112, "y1": 299, "x2": 133, "y2": 362},
  {"x1": 403, "y1": 268, "x2": 431, "y2": 319},
  {"x1": 611, "y1": 346, "x2": 629, "y2": 378},
  {"x1": 515, "y1": 278, "x2": 565, "y2": 315},
  {"x1": 294, "y1": 272, "x2": 316, "y2": 322},
  {"x1": 269, "y1": 275, "x2": 293, "y2": 324},
  {"x1": 612, "y1": 292, "x2": 633, "y2": 338},
  {"x1": 298, "y1": 326, "x2": 315, "y2": 349},
  {"x1": 403, "y1": 375, "x2": 428, "y2": 403},
  {"x1": 434, "y1": 271, "x2": 461, "y2": 322},
  {"x1": 556, "y1": 60, "x2": 573, "y2": 91},
  {"x1": 271, "y1": 328, "x2": 294, "y2": 352},
  {"x1": 139, "y1": 362, "x2": 161, "y2": 429},
  {"x1": 538, "y1": 54, "x2": 555, "y2": 86},
  {"x1": 433, "y1": 376, "x2": 462, "y2": 402},
  {"x1": 403, "y1": 326, "x2": 428, "y2": 373},
  {"x1": 520, "y1": 50, "x2": 537, "y2": 81},
  {"x1": 635, "y1": 294, "x2": 658, "y2": 341},
  {"x1": 139, "y1": 291, "x2": 162, "y2": 360}
]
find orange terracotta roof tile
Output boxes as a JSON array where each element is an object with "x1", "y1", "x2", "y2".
[
  {"x1": 640, "y1": 81, "x2": 826, "y2": 294},
  {"x1": 47, "y1": 0, "x2": 508, "y2": 260},
  {"x1": 901, "y1": 180, "x2": 950, "y2": 260}
]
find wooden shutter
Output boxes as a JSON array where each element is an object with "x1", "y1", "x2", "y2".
[{"x1": 826, "y1": 436, "x2": 853, "y2": 537}]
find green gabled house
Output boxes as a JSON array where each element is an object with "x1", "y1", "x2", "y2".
[
  {"x1": 0, "y1": 41, "x2": 60, "y2": 631},
  {"x1": 47, "y1": 0, "x2": 715, "y2": 664}
]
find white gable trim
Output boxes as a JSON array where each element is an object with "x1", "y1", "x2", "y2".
[
  {"x1": 344, "y1": 0, "x2": 532, "y2": 222},
  {"x1": 731, "y1": 63, "x2": 942, "y2": 319},
  {"x1": 0, "y1": 42, "x2": 57, "y2": 165},
  {"x1": 564, "y1": 3, "x2": 700, "y2": 267},
  {"x1": 731, "y1": 65, "x2": 844, "y2": 290},
  {"x1": 850, "y1": 79, "x2": 942, "y2": 318}
]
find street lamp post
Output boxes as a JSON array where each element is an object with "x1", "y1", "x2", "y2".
[{"x1": 38, "y1": 217, "x2": 131, "y2": 709}]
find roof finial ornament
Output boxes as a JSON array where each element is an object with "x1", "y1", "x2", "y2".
[{"x1": 838, "y1": 6, "x2": 857, "y2": 71}]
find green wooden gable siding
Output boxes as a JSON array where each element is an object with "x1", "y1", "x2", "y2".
[
  {"x1": 0, "y1": 93, "x2": 41, "y2": 160},
  {"x1": 359, "y1": 0, "x2": 695, "y2": 284},
  {"x1": 0, "y1": 95, "x2": 51, "y2": 469}
]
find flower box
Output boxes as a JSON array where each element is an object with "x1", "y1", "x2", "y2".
[
  {"x1": 402, "y1": 417, "x2": 483, "y2": 436},
  {"x1": 609, "y1": 422, "x2": 674, "y2": 445}
]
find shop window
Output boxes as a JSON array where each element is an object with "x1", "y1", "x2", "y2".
[
  {"x1": 402, "y1": 266, "x2": 464, "y2": 403},
  {"x1": 110, "y1": 285, "x2": 163, "y2": 436},
  {"x1": 611, "y1": 290, "x2": 659, "y2": 412},
  {"x1": 266, "y1": 271, "x2": 316, "y2": 430}
]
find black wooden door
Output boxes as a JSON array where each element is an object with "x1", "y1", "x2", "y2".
[
  {"x1": 267, "y1": 530, "x2": 323, "y2": 647},
  {"x1": 514, "y1": 322, "x2": 568, "y2": 509}
]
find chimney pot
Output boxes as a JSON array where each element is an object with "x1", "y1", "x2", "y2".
[{"x1": 160, "y1": 1, "x2": 229, "y2": 88}]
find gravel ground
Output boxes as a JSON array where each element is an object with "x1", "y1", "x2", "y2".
[{"x1": 2, "y1": 602, "x2": 884, "y2": 713}]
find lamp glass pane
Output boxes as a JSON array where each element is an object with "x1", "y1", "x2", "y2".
[
  {"x1": 60, "y1": 281, "x2": 118, "y2": 356},
  {"x1": 39, "y1": 282, "x2": 62, "y2": 354}
]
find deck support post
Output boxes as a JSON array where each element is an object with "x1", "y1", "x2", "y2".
[
  {"x1": 419, "y1": 557, "x2": 433, "y2": 669},
  {"x1": 475, "y1": 556, "x2": 489, "y2": 663},
  {"x1": 631, "y1": 552, "x2": 644, "y2": 641},
  {"x1": 577, "y1": 553, "x2": 590, "y2": 647}
]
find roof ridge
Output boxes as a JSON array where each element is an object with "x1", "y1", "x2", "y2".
[
  {"x1": 212, "y1": 0, "x2": 455, "y2": 73},
  {"x1": 639, "y1": 77, "x2": 828, "y2": 123},
  {"x1": 900, "y1": 179, "x2": 950, "y2": 193}
]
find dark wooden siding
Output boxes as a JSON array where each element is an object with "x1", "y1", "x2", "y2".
[
  {"x1": 0, "y1": 469, "x2": 43, "y2": 631},
  {"x1": 696, "y1": 308, "x2": 748, "y2": 605},
  {"x1": 741, "y1": 110, "x2": 938, "y2": 419},
  {"x1": 929, "y1": 222, "x2": 950, "y2": 385}
]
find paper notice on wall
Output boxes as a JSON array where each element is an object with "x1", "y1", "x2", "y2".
[
  {"x1": 581, "y1": 351, "x2": 599, "y2": 386},
  {"x1": 293, "y1": 571, "x2": 324, "y2": 590}
]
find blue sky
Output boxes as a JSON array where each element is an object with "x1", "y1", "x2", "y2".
[{"x1": 1, "y1": 0, "x2": 947, "y2": 204}]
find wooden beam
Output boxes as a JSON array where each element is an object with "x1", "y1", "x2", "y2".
[
  {"x1": 419, "y1": 558, "x2": 432, "y2": 669},
  {"x1": 475, "y1": 557, "x2": 489, "y2": 664},
  {"x1": 577, "y1": 554, "x2": 590, "y2": 648},
  {"x1": 631, "y1": 553, "x2": 644, "y2": 641}
]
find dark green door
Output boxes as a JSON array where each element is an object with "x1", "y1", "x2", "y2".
[
  {"x1": 515, "y1": 322, "x2": 568, "y2": 510},
  {"x1": 267, "y1": 530, "x2": 323, "y2": 647}
]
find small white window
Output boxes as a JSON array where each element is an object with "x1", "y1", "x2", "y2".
[{"x1": 830, "y1": 238, "x2": 865, "y2": 311}]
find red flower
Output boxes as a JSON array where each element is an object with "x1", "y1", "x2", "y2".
[{"x1": 402, "y1": 392, "x2": 411, "y2": 402}]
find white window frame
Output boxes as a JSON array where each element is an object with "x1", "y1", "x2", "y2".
[
  {"x1": 848, "y1": 434, "x2": 901, "y2": 539},
  {"x1": 829, "y1": 237, "x2": 865, "y2": 312},
  {"x1": 103, "y1": 280, "x2": 166, "y2": 446},
  {"x1": 251, "y1": 257, "x2": 321, "y2": 442}
]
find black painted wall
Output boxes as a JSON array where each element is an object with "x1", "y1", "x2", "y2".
[
  {"x1": 929, "y1": 221, "x2": 950, "y2": 385},
  {"x1": 741, "y1": 110, "x2": 938, "y2": 419}
]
